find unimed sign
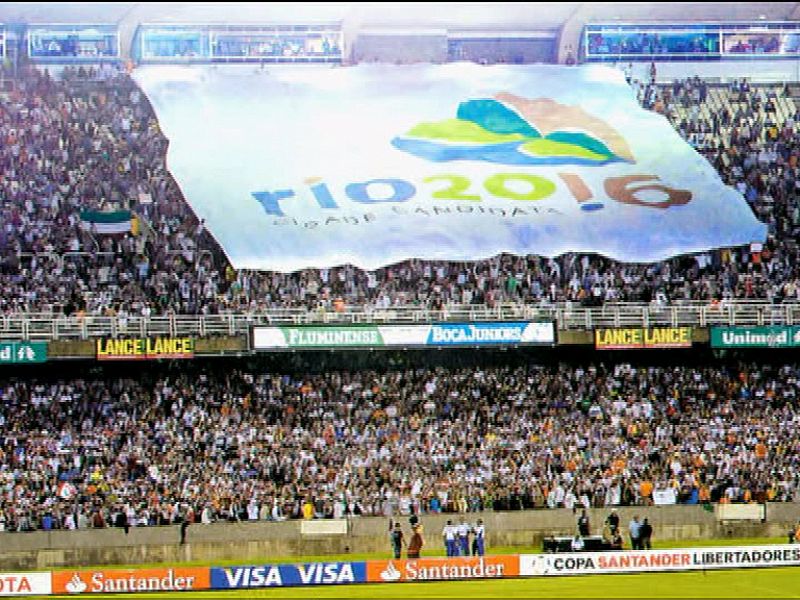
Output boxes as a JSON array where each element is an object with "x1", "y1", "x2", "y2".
[{"x1": 710, "y1": 326, "x2": 800, "y2": 348}]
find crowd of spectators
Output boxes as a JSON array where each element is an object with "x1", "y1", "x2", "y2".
[
  {"x1": 587, "y1": 32, "x2": 717, "y2": 56},
  {"x1": 0, "y1": 64, "x2": 798, "y2": 315},
  {"x1": 0, "y1": 361, "x2": 798, "y2": 532},
  {"x1": 212, "y1": 36, "x2": 340, "y2": 60},
  {"x1": 0, "y1": 64, "x2": 225, "y2": 316}
]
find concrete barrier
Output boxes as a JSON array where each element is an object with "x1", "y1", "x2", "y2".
[{"x1": 1, "y1": 504, "x2": 798, "y2": 570}]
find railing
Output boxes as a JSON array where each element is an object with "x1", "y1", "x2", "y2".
[{"x1": 0, "y1": 300, "x2": 797, "y2": 341}]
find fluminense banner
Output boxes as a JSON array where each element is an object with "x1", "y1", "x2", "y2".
[
  {"x1": 133, "y1": 64, "x2": 766, "y2": 272},
  {"x1": 252, "y1": 322, "x2": 554, "y2": 349}
]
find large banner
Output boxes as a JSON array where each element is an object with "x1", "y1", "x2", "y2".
[
  {"x1": 0, "y1": 342, "x2": 47, "y2": 364},
  {"x1": 133, "y1": 64, "x2": 766, "y2": 272},
  {"x1": 520, "y1": 545, "x2": 800, "y2": 576},
  {"x1": 366, "y1": 556, "x2": 519, "y2": 583},
  {"x1": 0, "y1": 573, "x2": 51, "y2": 596},
  {"x1": 210, "y1": 562, "x2": 366, "y2": 589},
  {"x1": 96, "y1": 338, "x2": 195, "y2": 361},
  {"x1": 51, "y1": 568, "x2": 210, "y2": 594},
  {"x1": 711, "y1": 326, "x2": 800, "y2": 348},
  {"x1": 652, "y1": 488, "x2": 678, "y2": 505},
  {"x1": 595, "y1": 327, "x2": 692, "y2": 349},
  {"x1": 252, "y1": 322, "x2": 554, "y2": 349}
]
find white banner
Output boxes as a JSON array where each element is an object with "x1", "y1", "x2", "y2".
[
  {"x1": 520, "y1": 545, "x2": 800, "y2": 576},
  {"x1": 715, "y1": 503, "x2": 765, "y2": 521},
  {"x1": 652, "y1": 488, "x2": 677, "y2": 505},
  {"x1": 134, "y1": 63, "x2": 766, "y2": 272},
  {"x1": 252, "y1": 322, "x2": 554, "y2": 349},
  {"x1": 0, "y1": 573, "x2": 51, "y2": 596}
]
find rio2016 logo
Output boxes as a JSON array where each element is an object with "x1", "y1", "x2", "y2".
[
  {"x1": 391, "y1": 94, "x2": 635, "y2": 167},
  {"x1": 251, "y1": 94, "x2": 691, "y2": 217}
]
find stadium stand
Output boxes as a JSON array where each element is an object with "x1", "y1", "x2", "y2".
[
  {"x1": 0, "y1": 64, "x2": 798, "y2": 317},
  {"x1": 0, "y1": 361, "x2": 798, "y2": 532},
  {"x1": 0, "y1": 6, "x2": 799, "y2": 550}
]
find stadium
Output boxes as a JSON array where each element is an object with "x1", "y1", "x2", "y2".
[{"x1": 1, "y1": 1, "x2": 800, "y2": 598}]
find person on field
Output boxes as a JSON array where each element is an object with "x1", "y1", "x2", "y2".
[
  {"x1": 611, "y1": 529, "x2": 624, "y2": 550},
  {"x1": 640, "y1": 518, "x2": 653, "y2": 550},
  {"x1": 457, "y1": 517, "x2": 470, "y2": 556},
  {"x1": 408, "y1": 524, "x2": 424, "y2": 559},
  {"x1": 629, "y1": 515, "x2": 643, "y2": 550},
  {"x1": 472, "y1": 519, "x2": 486, "y2": 557},
  {"x1": 790, "y1": 521, "x2": 800, "y2": 544},
  {"x1": 442, "y1": 519, "x2": 457, "y2": 557},
  {"x1": 577, "y1": 509, "x2": 591, "y2": 536},
  {"x1": 390, "y1": 522, "x2": 405, "y2": 559},
  {"x1": 606, "y1": 509, "x2": 620, "y2": 533}
]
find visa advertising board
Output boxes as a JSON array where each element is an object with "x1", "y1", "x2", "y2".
[{"x1": 210, "y1": 562, "x2": 366, "y2": 588}]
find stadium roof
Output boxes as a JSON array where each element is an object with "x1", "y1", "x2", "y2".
[{"x1": 0, "y1": 2, "x2": 798, "y2": 28}]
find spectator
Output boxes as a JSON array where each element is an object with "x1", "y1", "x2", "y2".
[
  {"x1": 443, "y1": 520, "x2": 457, "y2": 557},
  {"x1": 577, "y1": 509, "x2": 591, "y2": 537},
  {"x1": 303, "y1": 498, "x2": 314, "y2": 520},
  {"x1": 611, "y1": 528, "x2": 624, "y2": 551},
  {"x1": 629, "y1": 515, "x2": 642, "y2": 550},
  {"x1": 114, "y1": 508, "x2": 129, "y2": 535},
  {"x1": 457, "y1": 518, "x2": 470, "y2": 557},
  {"x1": 565, "y1": 46, "x2": 576, "y2": 66},
  {"x1": 472, "y1": 519, "x2": 486, "y2": 557},
  {"x1": 390, "y1": 522, "x2": 405, "y2": 559},
  {"x1": 0, "y1": 361, "x2": 799, "y2": 532},
  {"x1": 407, "y1": 524, "x2": 424, "y2": 559},
  {"x1": 0, "y1": 66, "x2": 796, "y2": 319},
  {"x1": 640, "y1": 518, "x2": 653, "y2": 550},
  {"x1": 606, "y1": 509, "x2": 620, "y2": 534}
]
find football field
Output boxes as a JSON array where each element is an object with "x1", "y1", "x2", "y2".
[{"x1": 43, "y1": 537, "x2": 800, "y2": 599}]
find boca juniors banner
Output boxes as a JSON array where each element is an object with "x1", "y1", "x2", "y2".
[
  {"x1": 133, "y1": 64, "x2": 766, "y2": 272},
  {"x1": 252, "y1": 322, "x2": 554, "y2": 349}
]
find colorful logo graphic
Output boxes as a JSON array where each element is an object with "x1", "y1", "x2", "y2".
[{"x1": 392, "y1": 93, "x2": 635, "y2": 166}]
